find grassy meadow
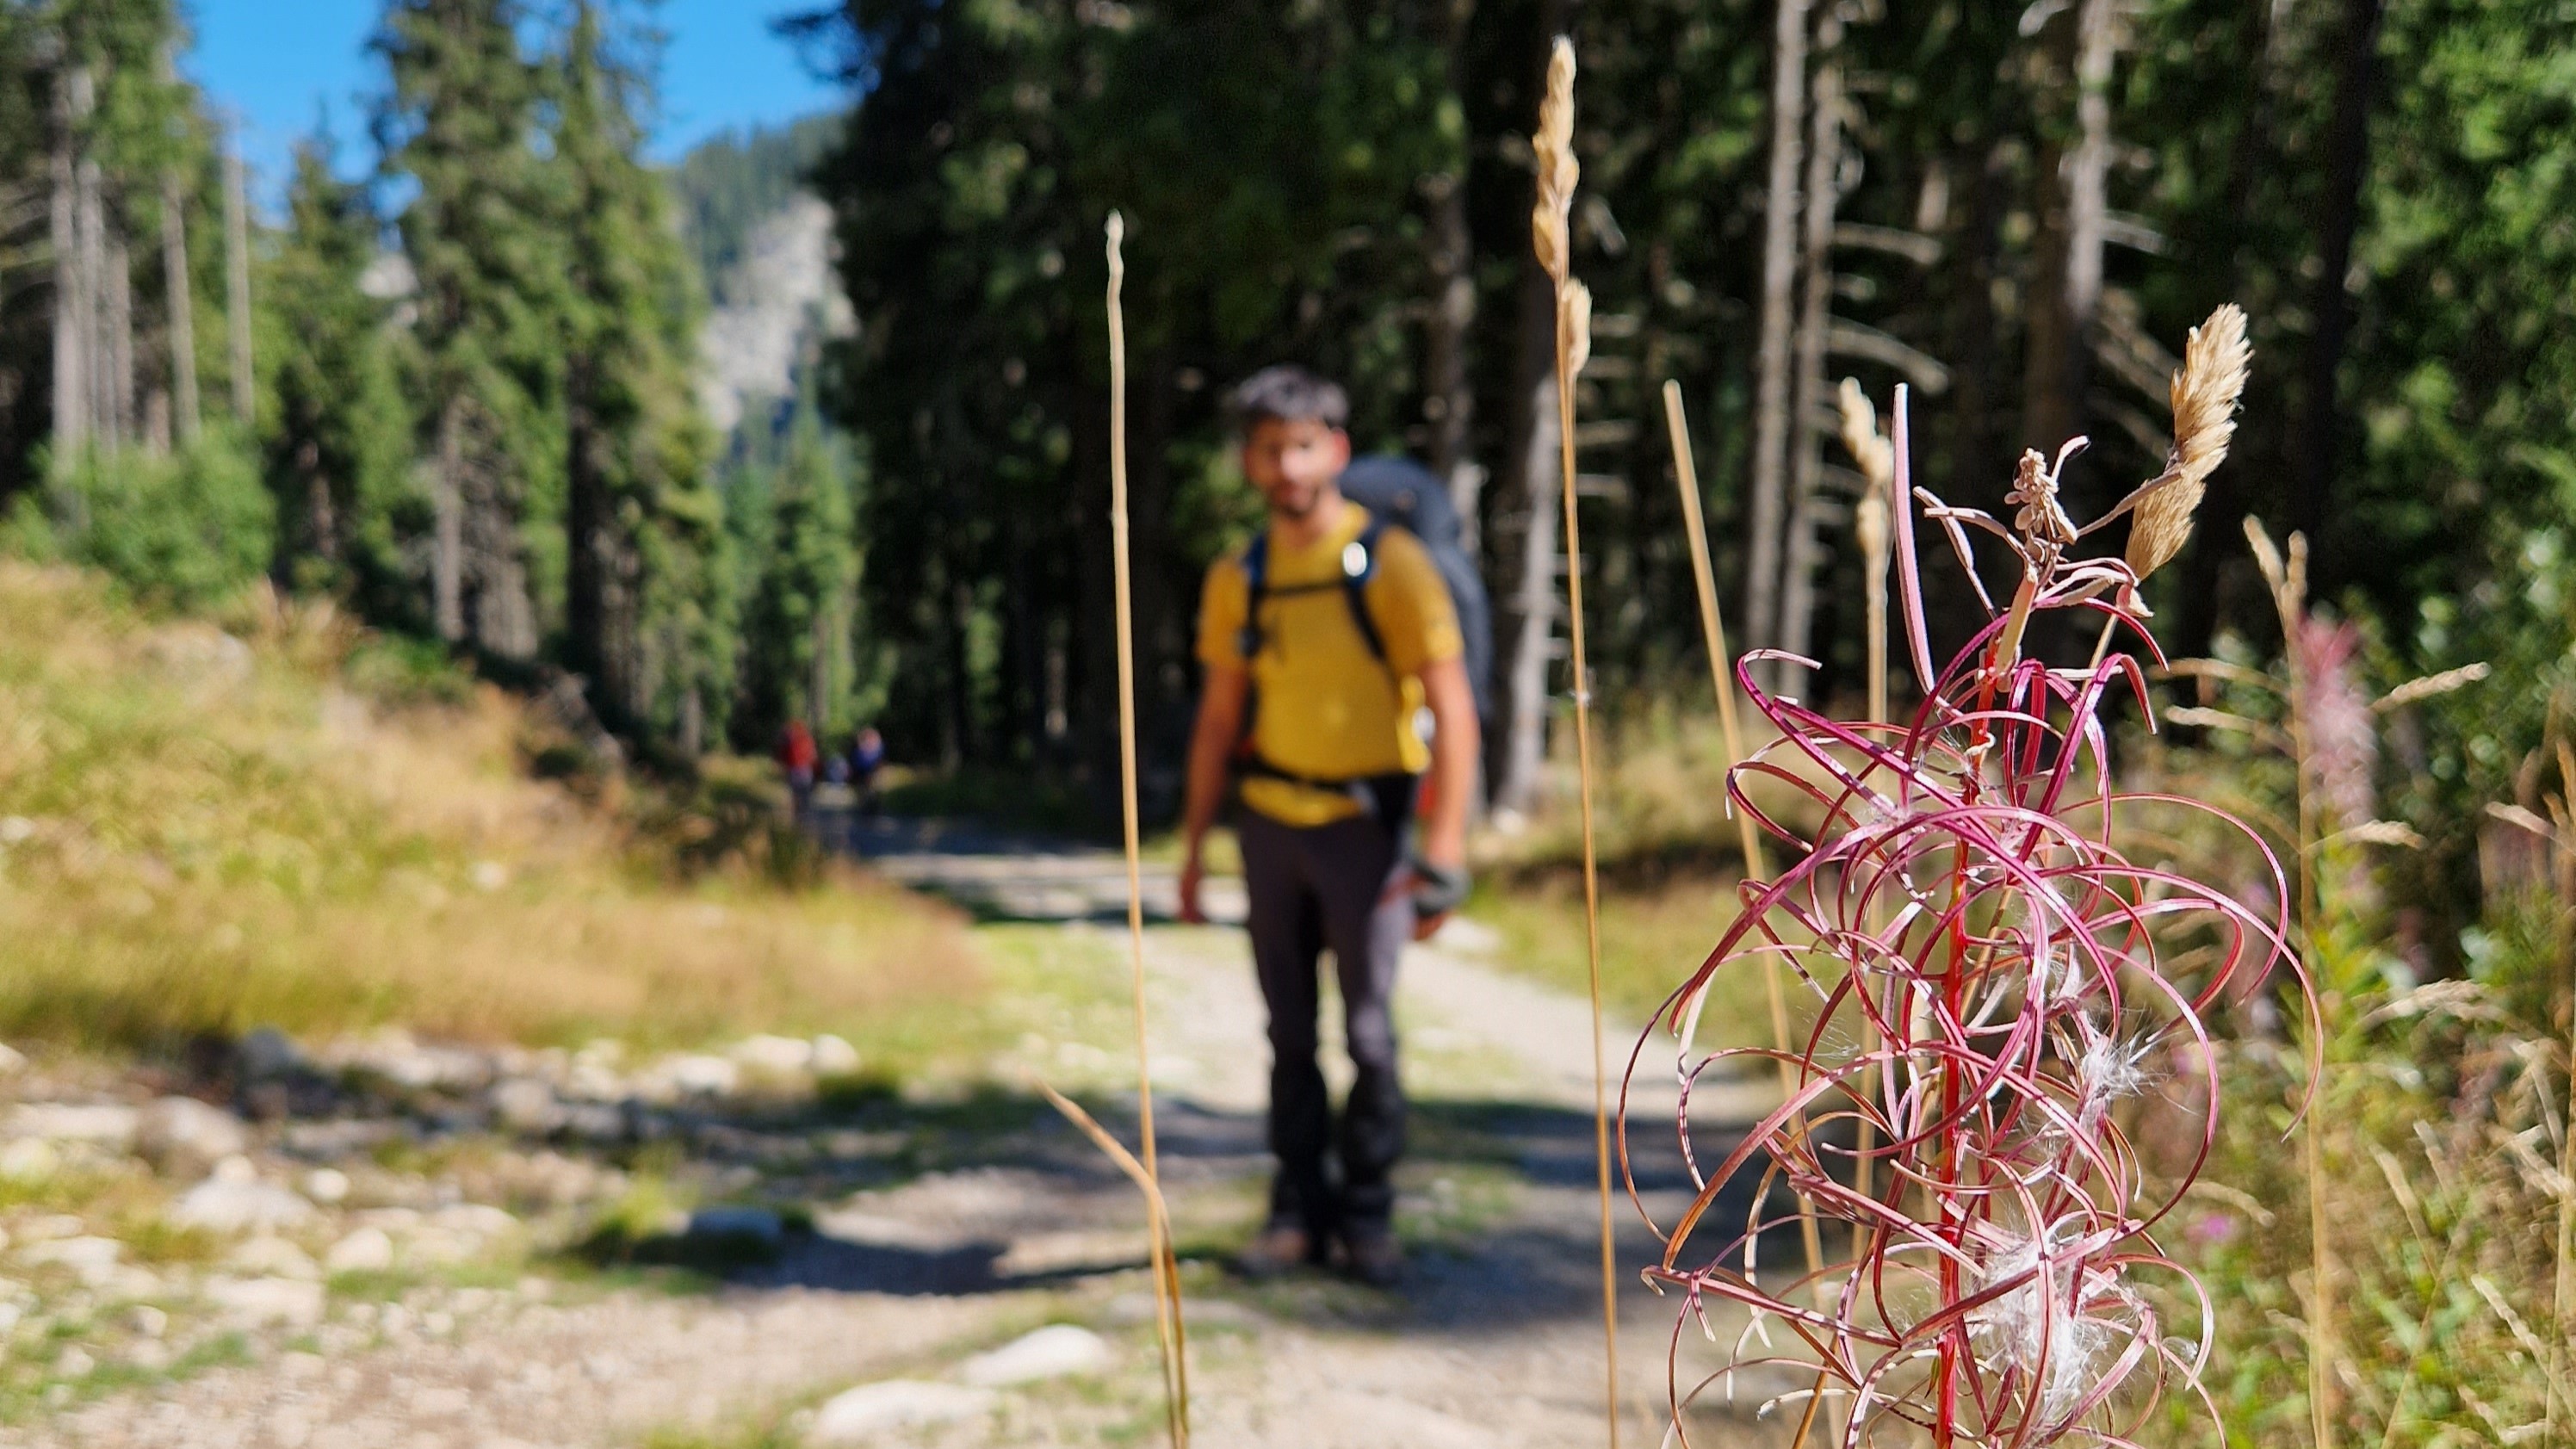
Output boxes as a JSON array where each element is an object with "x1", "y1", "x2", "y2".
[{"x1": 0, "y1": 561, "x2": 981, "y2": 1061}]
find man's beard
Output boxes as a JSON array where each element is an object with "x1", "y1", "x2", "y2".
[{"x1": 1266, "y1": 480, "x2": 1324, "y2": 520}]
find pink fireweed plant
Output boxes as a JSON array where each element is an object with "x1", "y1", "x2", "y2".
[{"x1": 1625, "y1": 383, "x2": 2311, "y2": 1448}]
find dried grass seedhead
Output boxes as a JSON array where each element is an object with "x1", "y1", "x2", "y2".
[
  {"x1": 1530, "y1": 35, "x2": 1578, "y2": 282},
  {"x1": 1836, "y1": 376, "x2": 1896, "y2": 495},
  {"x1": 2126, "y1": 303, "x2": 2251, "y2": 581},
  {"x1": 1561, "y1": 277, "x2": 1593, "y2": 378}
]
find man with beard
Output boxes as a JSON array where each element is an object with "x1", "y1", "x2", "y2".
[{"x1": 1176, "y1": 365, "x2": 1480, "y2": 1286}]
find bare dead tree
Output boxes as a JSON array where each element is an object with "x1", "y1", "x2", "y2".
[
  {"x1": 1496, "y1": 366, "x2": 1563, "y2": 819},
  {"x1": 2291, "y1": 0, "x2": 2383, "y2": 569},
  {"x1": 2022, "y1": 0, "x2": 2119, "y2": 498},
  {"x1": 433, "y1": 398, "x2": 465, "y2": 641},
  {"x1": 1776, "y1": 7, "x2": 1847, "y2": 692},
  {"x1": 1422, "y1": 0, "x2": 1479, "y2": 555},
  {"x1": 223, "y1": 137, "x2": 252, "y2": 424},
  {"x1": 161, "y1": 171, "x2": 198, "y2": 445},
  {"x1": 1744, "y1": 0, "x2": 1813, "y2": 666},
  {"x1": 102, "y1": 228, "x2": 133, "y2": 448},
  {"x1": 51, "y1": 64, "x2": 90, "y2": 458}
]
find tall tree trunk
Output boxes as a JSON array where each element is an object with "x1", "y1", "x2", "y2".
[
  {"x1": 1422, "y1": 1, "x2": 1479, "y2": 554},
  {"x1": 223, "y1": 140, "x2": 253, "y2": 425},
  {"x1": 298, "y1": 440, "x2": 336, "y2": 563},
  {"x1": 161, "y1": 171, "x2": 198, "y2": 445},
  {"x1": 463, "y1": 453, "x2": 537, "y2": 661},
  {"x1": 433, "y1": 398, "x2": 465, "y2": 641},
  {"x1": 77, "y1": 156, "x2": 108, "y2": 448},
  {"x1": 2176, "y1": 0, "x2": 2282, "y2": 661},
  {"x1": 564, "y1": 388, "x2": 610, "y2": 699},
  {"x1": 102, "y1": 232, "x2": 133, "y2": 449},
  {"x1": 2022, "y1": 0, "x2": 2115, "y2": 493},
  {"x1": 1776, "y1": 21, "x2": 1845, "y2": 694},
  {"x1": 2292, "y1": 0, "x2": 2382, "y2": 575},
  {"x1": 50, "y1": 65, "x2": 89, "y2": 458},
  {"x1": 1488, "y1": 0, "x2": 1576, "y2": 820},
  {"x1": 1495, "y1": 367, "x2": 1563, "y2": 820},
  {"x1": 1745, "y1": 0, "x2": 1813, "y2": 662}
]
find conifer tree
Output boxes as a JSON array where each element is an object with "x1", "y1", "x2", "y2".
[
  {"x1": 372, "y1": 0, "x2": 561, "y2": 660},
  {"x1": 264, "y1": 133, "x2": 413, "y2": 607},
  {"x1": 552, "y1": 0, "x2": 725, "y2": 739}
]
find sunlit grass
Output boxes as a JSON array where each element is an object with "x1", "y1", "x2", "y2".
[{"x1": 0, "y1": 561, "x2": 980, "y2": 1057}]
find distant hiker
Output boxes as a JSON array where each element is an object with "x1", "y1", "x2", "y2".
[
  {"x1": 778, "y1": 719, "x2": 819, "y2": 819},
  {"x1": 850, "y1": 727, "x2": 887, "y2": 818},
  {"x1": 1177, "y1": 365, "x2": 1481, "y2": 1287}
]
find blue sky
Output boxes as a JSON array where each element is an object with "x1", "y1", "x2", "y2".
[{"x1": 187, "y1": 0, "x2": 843, "y2": 207}]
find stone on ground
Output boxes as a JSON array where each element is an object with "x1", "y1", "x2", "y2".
[
  {"x1": 6, "y1": 1102, "x2": 139, "y2": 1148},
  {"x1": 206, "y1": 1275, "x2": 325, "y2": 1328},
  {"x1": 807, "y1": 1381, "x2": 996, "y2": 1444},
  {"x1": 134, "y1": 1096, "x2": 250, "y2": 1176},
  {"x1": 170, "y1": 1169, "x2": 314, "y2": 1233},
  {"x1": 957, "y1": 1324, "x2": 1112, "y2": 1387},
  {"x1": 325, "y1": 1226, "x2": 396, "y2": 1273}
]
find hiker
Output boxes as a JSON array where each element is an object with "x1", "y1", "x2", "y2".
[
  {"x1": 850, "y1": 727, "x2": 887, "y2": 818},
  {"x1": 1176, "y1": 365, "x2": 1480, "y2": 1286},
  {"x1": 777, "y1": 719, "x2": 819, "y2": 820}
]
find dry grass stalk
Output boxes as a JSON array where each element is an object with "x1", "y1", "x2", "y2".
[
  {"x1": 2245, "y1": 514, "x2": 2339, "y2": 1449},
  {"x1": 1837, "y1": 377, "x2": 1895, "y2": 726},
  {"x1": 1528, "y1": 36, "x2": 1623, "y2": 1446},
  {"x1": 2125, "y1": 302, "x2": 2251, "y2": 582},
  {"x1": 1104, "y1": 211, "x2": 1188, "y2": 1449}
]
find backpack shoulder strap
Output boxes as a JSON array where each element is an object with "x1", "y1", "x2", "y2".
[
  {"x1": 1235, "y1": 532, "x2": 1270, "y2": 663},
  {"x1": 1341, "y1": 515, "x2": 1390, "y2": 666}
]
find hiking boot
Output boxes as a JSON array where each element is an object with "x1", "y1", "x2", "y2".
[
  {"x1": 1341, "y1": 1219, "x2": 1403, "y2": 1288},
  {"x1": 1234, "y1": 1222, "x2": 1315, "y2": 1279}
]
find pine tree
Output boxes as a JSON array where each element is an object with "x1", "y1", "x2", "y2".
[
  {"x1": 372, "y1": 0, "x2": 562, "y2": 660},
  {"x1": 552, "y1": 0, "x2": 725, "y2": 741},
  {"x1": 264, "y1": 133, "x2": 414, "y2": 606}
]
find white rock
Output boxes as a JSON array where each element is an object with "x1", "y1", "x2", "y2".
[
  {"x1": 207, "y1": 1276, "x2": 325, "y2": 1328},
  {"x1": 323, "y1": 1227, "x2": 395, "y2": 1274},
  {"x1": 806, "y1": 1381, "x2": 996, "y2": 1444},
  {"x1": 21, "y1": 1236, "x2": 121, "y2": 1285},
  {"x1": 54, "y1": 1347, "x2": 92, "y2": 1378},
  {"x1": 5, "y1": 1103, "x2": 139, "y2": 1149},
  {"x1": 488, "y1": 1078, "x2": 563, "y2": 1132},
  {"x1": 728, "y1": 1034, "x2": 814, "y2": 1077},
  {"x1": 430, "y1": 1203, "x2": 520, "y2": 1238},
  {"x1": 666, "y1": 1054, "x2": 740, "y2": 1097},
  {"x1": 957, "y1": 1324, "x2": 1113, "y2": 1386},
  {"x1": 211, "y1": 1153, "x2": 257, "y2": 1183},
  {"x1": 236, "y1": 1025, "x2": 307, "y2": 1081},
  {"x1": 134, "y1": 1096, "x2": 251, "y2": 1176},
  {"x1": 810, "y1": 1034, "x2": 861, "y2": 1077},
  {"x1": 127, "y1": 1304, "x2": 167, "y2": 1338},
  {"x1": 225, "y1": 1235, "x2": 320, "y2": 1280},
  {"x1": 0, "y1": 1043, "x2": 26, "y2": 1074},
  {"x1": 0, "y1": 1138, "x2": 57, "y2": 1182},
  {"x1": 171, "y1": 1177, "x2": 314, "y2": 1234},
  {"x1": 302, "y1": 1167, "x2": 350, "y2": 1204}
]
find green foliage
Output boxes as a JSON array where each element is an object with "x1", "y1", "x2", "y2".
[
  {"x1": 729, "y1": 397, "x2": 869, "y2": 744},
  {"x1": 264, "y1": 133, "x2": 419, "y2": 613},
  {"x1": 18, "y1": 432, "x2": 274, "y2": 610}
]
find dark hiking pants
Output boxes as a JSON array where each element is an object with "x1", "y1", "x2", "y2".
[{"x1": 1236, "y1": 809, "x2": 1411, "y2": 1233}]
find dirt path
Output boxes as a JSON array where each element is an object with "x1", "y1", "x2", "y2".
[{"x1": 20, "y1": 827, "x2": 1804, "y2": 1448}]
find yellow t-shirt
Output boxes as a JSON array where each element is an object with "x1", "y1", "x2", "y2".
[{"x1": 1196, "y1": 505, "x2": 1464, "y2": 827}]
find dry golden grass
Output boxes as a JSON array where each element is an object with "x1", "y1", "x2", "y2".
[{"x1": 0, "y1": 561, "x2": 977, "y2": 1056}]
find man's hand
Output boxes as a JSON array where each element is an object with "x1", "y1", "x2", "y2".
[
  {"x1": 1178, "y1": 850, "x2": 1208, "y2": 926},
  {"x1": 1403, "y1": 845, "x2": 1469, "y2": 941}
]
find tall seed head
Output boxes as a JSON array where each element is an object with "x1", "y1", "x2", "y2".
[
  {"x1": 1530, "y1": 36, "x2": 1578, "y2": 282},
  {"x1": 2126, "y1": 303, "x2": 2251, "y2": 581},
  {"x1": 1562, "y1": 278, "x2": 1593, "y2": 378}
]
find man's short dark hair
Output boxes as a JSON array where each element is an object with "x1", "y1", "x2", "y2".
[{"x1": 1227, "y1": 365, "x2": 1348, "y2": 435}]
